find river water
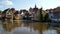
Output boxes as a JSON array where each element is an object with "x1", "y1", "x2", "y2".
[{"x1": 0, "y1": 20, "x2": 60, "y2": 34}]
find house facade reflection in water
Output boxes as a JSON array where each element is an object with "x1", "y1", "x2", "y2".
[{"x1": 0, "y1": 20, "x2": 60, "y2": 34}]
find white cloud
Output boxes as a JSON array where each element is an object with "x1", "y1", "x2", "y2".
[{"x1": 0, "y1": 0, "x2": 13, "y2": 6}]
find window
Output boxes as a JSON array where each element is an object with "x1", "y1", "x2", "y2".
[{"x1": 53, "y1": 13, "x2": 60, "y2": 19}]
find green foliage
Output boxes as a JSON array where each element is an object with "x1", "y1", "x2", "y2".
[
  {"x1": 0, "y1": 10, "x2": 2, "y2": 13},
  {"x1": 39, "y1": 8, "x2": 43, "y2": 20},
  {"x1": 44, "y1": 13, "x2": 50, "y2": 21},
  {"x1": 36, "y1": 10, "x2": 40, "y2": 20},
  {"x1": 36, "y1": 8, "x2": 46, "y2": 21},
  {"x1": 42, "y1": 10, "x2": 46, "y2": 17}
]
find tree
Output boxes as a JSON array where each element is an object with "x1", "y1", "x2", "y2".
[
  {"x1": 39, "y1": 7, "x2": 43, "y2": 21},
  {"x1": 44, "y1": 13, "x2": 49, "y2": 21},
  {"x1": 0, "y1": 10, "x2": 2, "y2": 13},
  {"x1": 36, "y1": 8, "x2": 47, "y2": 22}
]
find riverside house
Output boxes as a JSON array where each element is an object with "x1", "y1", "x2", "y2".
[
  {"x1": 46, "y1": 7, "x2": 60, "y2": 22},
  {"x1": 2, "y1": 8, "x2": 16, "y2": 20},
  {"x1": 20, "y1": 9, "x2": 31, "y2": 20},
  {"x1": 14, "y1": 10, "x2": 21, "y2": 20}
]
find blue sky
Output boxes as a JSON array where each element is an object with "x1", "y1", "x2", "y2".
[{"x1": 0, "y1": 0, "x2": 60, "y2": 10}]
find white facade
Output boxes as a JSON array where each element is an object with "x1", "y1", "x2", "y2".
[{"x1": 48, "y1": 11, "x2": 60, "y2": 22}]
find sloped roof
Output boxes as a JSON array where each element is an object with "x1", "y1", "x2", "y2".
[
  {"x1": 46, "y1": 7, "x2": 60, "y2": 13},
  {"x1": 53, "y1": 7, "x2": 60, "y2": 12},
  {"x1": 2, "y1": 8, "x2": 10, "y2": 14}
]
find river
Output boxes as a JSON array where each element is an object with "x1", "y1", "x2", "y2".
[{"x1": 0, "y1": 20, "x2": 60, "y2": 34}]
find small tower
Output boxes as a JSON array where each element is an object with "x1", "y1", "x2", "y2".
[
  {"x1": 33, "y1": 4, "x2": 38, "y2": 13},
  {"x1": 35, "y1": 4, "x2": 37, "y2": 8}
]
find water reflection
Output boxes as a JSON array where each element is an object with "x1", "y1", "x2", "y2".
[
  {"x1": 43, "y1": 29, "x2": 57, "y2": 34},
  {"x1": 0, "y1": 20, "x2": 60, "y2": 34},
  {"x1": 2, "y1": 20, "x2": 13, "y2": 32}
]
